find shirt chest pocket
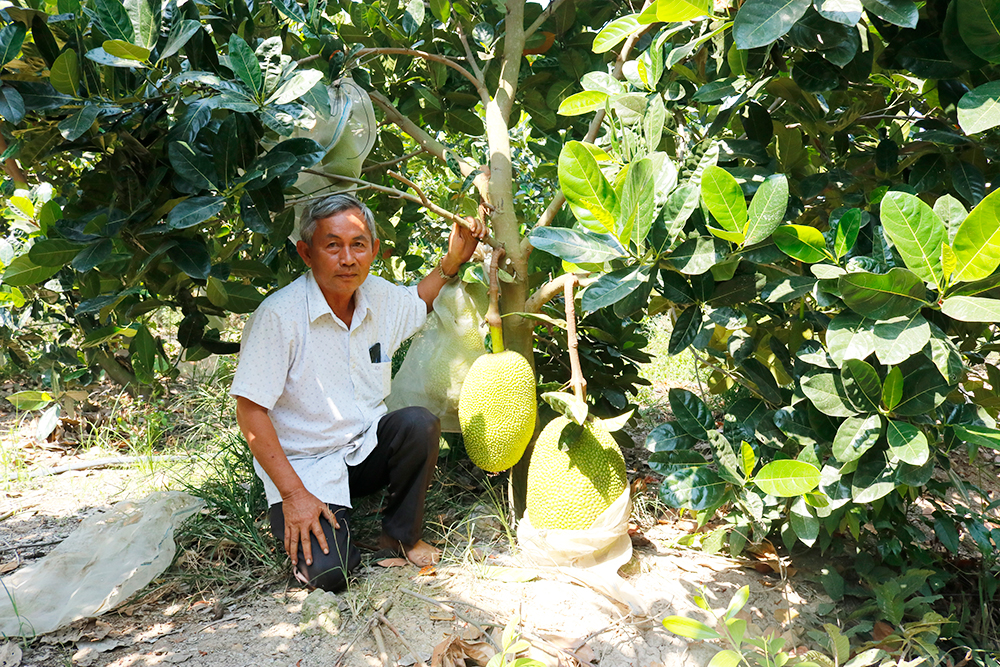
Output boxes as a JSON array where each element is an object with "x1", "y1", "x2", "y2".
[{"x1": 359, "y1": 341, "x2": 392, "y2": 402}]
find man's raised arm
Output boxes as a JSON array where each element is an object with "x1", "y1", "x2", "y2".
[
  {"x1": 416, "y1": 218, "x2": 487, "y2": 311},
  {"x1": 235, "y1": 396, "x2": 338, "y2": 568}
]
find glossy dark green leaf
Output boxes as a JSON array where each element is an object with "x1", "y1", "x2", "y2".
[
  {"x1": 832, "y1": 208, "x2": 861, "y2": 259},
  {"x1": 897, "y1": 38, "x2": 964, "y2": 79},
  {"x1": 839, "y1": 268, "x2": 926, "y2": 320},
  {"x1": 125, "y1": 0, "x2": 160, "y2": 50},
  {"x1": 649, "y1": 450, "x2": 710, "y2": 474},
  {"x1": 659, "y1": 466, "x2": 728, "y2": 510},
  {"x1": 167, "y1": 196, "x2": 226, "y2": 230},
  {"x1": 793, "y1": 53, "x2": 840, "y2": 93},
  {"x1": 664, "y1": 237, "x2": 722, "y2": 275},
  {"x1": 958, "y1": 81, "x2": 1000, "y2": 135},
  {"x1": 951, "y1": 162, "x2": 985, "y2": 207},
  {"x1": 30, "y1": 16, "x2": 58, "y2": 67},
  {"x1": 833, "y1": 414, "x2": 882, "y2": 463},
  {"x1": 733, "y1": 0, "x2": 812, "y2": 50},
  {"x1": 802, "y1": 371, "x2": 856, "y2": 417},
  {"x1": 894, "y1": 357, "x2": 952, "y2": 416},
  {"x1": 907, "y1": 153, "x2": 945, "y2": 192},
  {"x1": 814, "y1": 0, "x2": 862, "y2": 24},
  {"x1": 952, "y1": 424, "x2": 1000, "y2": 451},
  {"x1": 873, "y1": 314, "x2": 930, "y2": 365},
  {"x1": 95, "y1": 0, "x2": 134, "y2": 43},
  {"x1": 581, "y1": 265, "x2": 650, "y2": 312},
  {"x1": 886, "y1": 420, "x2": 929, "y2": 465},
  {"x1": 879, "y1": 192, "x2": 945, "y2": 284},
  {"x1": 58, "y1": 104, "x2": 100, "y2": 141},
  {"x1": 402, "y1": 0, "x2": 425, "y2": 35},
  {"x1": 28, "y1": 239, "x2": 85, "y2": 266},
  {"x1": 762, "y1": 276, "x2": 815, "y2": 303},
  {"x1": 0, "y1": 23, "x2": 27, "y2": 68},
  {"x1": 167, "y1": 237, "x2": 211, "y2": 279},
  {"x1": 168, "y1": 141, "x2": 218, "y2": 190},
  {"x1": 753, "y1": 460, "x2": 820, "y2": 497},
  {"x1": 2, "y1": 255, "x2": 60, "y2": 286},
  {"x1": 228, "y1": 34, "x2": 263, "y2": 99},
  {"x1": 0, "y1": 85, "x2": 25, "y2": 124},
  {"x1": 851, "y1": 457, "x2": 896, "y2": 503},
  {"x1": 272, "y1": 0, "x2": 307, "y2": 22},
  {"x1": 669, "y1": 388, "x2": 714, "y2": 440},
  {"x1": 645, "y1": 422, "x2": 698, "y2": 452},
  {"x1": 214, "y1": 114, "x2": 258, "y2": 187},
  {"x1": 773, "y1": 224, "x2": 829, "y2": 263},
  {"x1": 952, "y1": 187, "x2": 1000, "y2": 282},
  {"x1": 707, "y1": 431, "x2": 744, "y2": 486},
  {"x1": 957, "y1": 0, "x2": 1000, "y2": 63},
  {"x1": 842, "y1": 359, "x2": 881, "y2": 413},
  {"x1": 49, "y1": 49, "x2": 79, "y2": 97},
  {"x1": 72, "y1": 239, "x2": 113, "y2": 272},
  {"x1": 159, "y1": 19, "x2": 201, "y2": 61},
  {"x1": 740, "y1": 358, "x2": 783, "y2": 404},
  {"x1": 669, "y1": 304, "x2": 703, "y2": 355},
  {"x1": 528, "y1": 227, "x2": 623, "y2": 264},
  {"x1": 224, "y1": 283, "x2": 266, "y2": 313},
  {"x1": 860, "y1": 0, "x2": 917, "y2": 28},
  {"x1": 743, "y1": 102, "x2": 774, "y2": 146}
]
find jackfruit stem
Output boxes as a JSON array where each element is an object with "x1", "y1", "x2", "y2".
[
  {"x1": 487, "y1": 246, "x2": 506, "y2": 354},
  {"x1": 563, "y1": 276, "x2": 587, "y2": 403}
]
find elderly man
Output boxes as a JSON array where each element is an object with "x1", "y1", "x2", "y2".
[{"x1": 231, "y1": 194, "x2": 485, "y2": 591}]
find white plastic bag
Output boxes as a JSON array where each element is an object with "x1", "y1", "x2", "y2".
[
  {"x1": 516, "y1": 488, "x2": 648, "y2": 615},
  {"x1": 386, "y1": 281, "x2": 488, "y2": 432},
  {"x1": 0, "y1": 491, "x2": 204, "y2": 637}
]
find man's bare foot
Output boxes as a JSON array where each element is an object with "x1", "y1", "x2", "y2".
[{"x1": 378, "y1": 533, "x2": 440, "y2": 567}]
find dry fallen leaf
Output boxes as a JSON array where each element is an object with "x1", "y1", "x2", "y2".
[
  {"x1": 418, "y1": 565, "x2": 437, "y2": 576},
  {"x1": 0, "y1": 561, "x2": 18, "y2": 575},
  {"x1": 872, "y1": 621, "x2": 895, "y2": 642},
  {"x1": 774, "y1": 608, "x2": 799, "y2": 624},
  {"x1": 377, "y1": 558, "x2": 410, "y2": 568},
  {"x1": 430, "y1": 635, "x2": 493, "y2": 667}
]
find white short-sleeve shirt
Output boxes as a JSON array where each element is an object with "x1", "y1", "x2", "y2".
[{"x1": 230, "y1": 271, "x2": 427, "y2": 507}]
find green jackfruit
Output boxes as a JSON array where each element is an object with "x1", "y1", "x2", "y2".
[
  {"x1": 458, "y1": 350, "x2": 536, "y2": 472},
  {"x1": 526, "y1": 416, "x2": 627, "y2": 530}
]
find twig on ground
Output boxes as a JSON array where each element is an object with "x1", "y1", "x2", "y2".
[
  {"x1": 0, "y1": 539, "x2": 63, "y2": 554},
  {"x1": 0, "y1": 504, "x2": 36, "y2": 522},
  {"x1": 2, "y1": 456, "x2": 186, "y2": 482},
  {"x1": 377, "y1": 612, "x2": 428, "y2": 667},
  {"x1": 372, "y1": 622, "x2": 392, "y2": 667},
  {"x1": 196, "y1": 614, "x2": 239, "y2": 632},
  {"x1": 399, "y1": 588, "x2": 499, "y2": 650}
]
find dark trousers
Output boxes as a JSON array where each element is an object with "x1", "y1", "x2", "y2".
[{"x1": 268, "y1": 407, "x2": 440, "y2": 591}]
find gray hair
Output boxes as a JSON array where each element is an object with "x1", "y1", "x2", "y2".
[{"x1": 299, "y1": 194, "x2": 377, "y2": 245}]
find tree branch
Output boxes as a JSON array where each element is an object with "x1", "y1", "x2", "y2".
[
  {"x1": 524, "y1": 273, "x2": 579, "y2": 313},
  {"x1": 361, "y1": 148, "x2": 426, "y2": 173},
  {"x1": 293, "y1": 170, "x2": 501, "y2": 250},
  {"x1": 354, "y1": 47, "x2": 488, "y2": 98},
  {"x1": 563, "y1": 276, "x2": 586, "y2": 403},
  {"x1": 524, "y1": 0, "x2": 571, "y2": 41},
  {"x1": 496, "y1": 0, "x2": 526, "y2": 123},
  {"x1": 0, "y1": 133, "x2": 28, "y2": 188},
  {"x1": 455, "y1": 23, "x2": 487, "y2": 103}
]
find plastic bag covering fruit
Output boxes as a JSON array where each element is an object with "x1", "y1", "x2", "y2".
[{"x1": 386, "y1": 281, "x2": 489, "y2": 432}]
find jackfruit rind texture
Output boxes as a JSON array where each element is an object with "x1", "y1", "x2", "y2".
[
  {"x1": 458, "y1": 350, "x2": 537, "y2": 472},
  {"x1": 526, "y1": 416, "x2": 628, "y2": 530}
]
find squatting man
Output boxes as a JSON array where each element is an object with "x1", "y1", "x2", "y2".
[{"x1": 231, "y1": 193, "x2": 486, "y2": 590}]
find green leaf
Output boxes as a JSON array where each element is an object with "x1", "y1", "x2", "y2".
[
  {"x1": 733, "y1": 0, "x2": 812, "y2": 50},
  {"x1": 941, "y1": 295, "x2": 1000, "y2": 322},
  {"x1": 952, "y1": 187, "x2": 1000, "y2": 282},
  {"x1": 268, "y1": 69, "x2": 324, "y2": 105},
  {"x1": 581, "y1": 265, "x2": 650, "y2": 312},
  {"x1": 662, "y1": 616, "x2": 721, "y2": 640},
  {"x1": 72, "y1": 239, "x2": 113, "y2": 272},
  {"x1": 740, "y1": 357, "x2": 783, "y2": 404},
  {"x1": 125, "y1": 0, "x2": 160, "y2": 49},
  {"x1": 168, "y1": 141, "x2": 218, "y2": 190},
  {"x1": 528, "y1": 227, "x2": 623, "y2": 264},
  {"x1": 882, "y1": 366, "x2": 903, "y2": 410},
  {"x1": 0, "y1": 85, "x2": 25, "y2": 123},
  {"x1": 429, "y1": 0, "x2": 450, "y2": 23},
  {"x1": 557, "y1": 91, "x2": 608, "y2": 116},
  {"x1": 773, "y1": 224, "x2": 829, "y2": 263},
  {"x1": 559, "y1": 141, "x2": 618, "y2": 232},
  {"x1": 619, "y1": 158, "x2": 657, "y2": 247},
  {"x1": 708, "y1": 431, "x2": 743, "y2": 486},
  {"x1": 958, "y1": 81, "x2": 1000, "y2": 134},
  {"x1": 860, "y1": 0, "x2": 917, "y2": 28},
  {"x1": 790, "y1": 505, "x2": 820, "y2": 546},
  {"x1": 952, "y1": 161, "x2": 986, "y2": 207},
  {"x1": 952, "y1": 424, "x2": 1000, "y2": 451},
  {"x1": 50, "y1": 49, "x2": 79, "y2": 96},
  {"x1": 665, "y1": 237, "x2": 723, "y2": 275},
  {"x1": 28, "y1": 239, "x2": 85, "y2": 266},
  {"x1": 802, "y1": 372, "x2": 856, "y2": 417},
  {"x1": 886, "y1": 420, "x2": 929, "y2": 465},
  {"x1": 0, "y1": 23, "x2": 26, "y2": 68},
  {"x1": 649, "y1": 450, "x2": 710, "y2": 474},
  {"x1": 167, "y1": 237, "x2": 211, "y2": 279},
  {"x1": 85, "y1": 46, "x2": 144, "y2": 67},
  {"x1": 167, "y1": 196, "x2": 226, "y2": 230},
  {"x1": 872, "y1": 314, "x2": 931, "y2": 365},
  {"x1": 834, "y1": 209, "x2": 862, "y2": 259},
  {"x1": 851, "y1": 457, "x2": 896, "y2": 503},
  {"x1": 6, "y1": 390, "x2": 54, "y2": 411},
  {"x1": 957, "y1": 0, "x2": 1000, "y2": 63},
  {"x1": 95, "y1": 0, "x2": 135, "y2": 43},
  {"x1": 159, "y1": 20, "x2": 201, "y2": 61},
  {"x1": 58, "y1": 104, "x2": 100, "y2": 141},
  {"x1": 842, "y1": 359, "x2": 881, "y2": 413},
  {"x1": 701, "y1": 165, "x2": 747, "y2": 238},
  {"x1": 753, "y1": 460, "x2": 821, "y2": 497},
  {"x1": 541, "y1": 391, "x2": 589, "y2": 425},
  {"x1": 879, "y1": 191, "x2": 946, "y2": 285},
  {"x1": 658, "y1": 466, "x2": 728, "y2": 510},
  {"x1": 639, "y1": 0, "x2": 712, "y2": 23},
  {"x1": 833, "y1": 414, "x2": 882, "y2": 463},
  {"x1": 744, "y1": 174, "x2": 788, "y2": 245},
  {"x1": 814, "y1": 0, "x2": 863, "y2": 24},
  {"x1": 763, "y1": 276, "x2": 816, "y2": 302},
  {"x1": 228, "y1": 34, "x2": 263, "y2": 99},
  {"x1": 839, "y1": 268, "x2": 927, "y2": 320},
  {"x1": 669, "y1": 388, "x2": 714, "y2": 440},
  {"x1": 101, "y1": 38, "x2": 148, "y2": 63},
  {"x1": 827, "y1": 313, "x2": 875, "y2": 366},
  {"x1": 707, "y1": 650, "x2": 744, "y2": 667},
  {"x1": 402, "y1": 0, "x2": 425, "y2": 34},
  {"x1": 645, "y1": 422, "x2": 697, "y2": 452},
  {"x1": 669, "y1": 305, "x2": 703, "y2": 355},
  {"x1": 895, "y1": 357, "x2": 952, "y2": 416},
  {"x1": 224, "y1": 283, "x2": 265, "y2": 313},
  {"x1": 593, "y1": 14, "x2": 641, "y2": 53},
  {"x1": 2, "y1": 255, "x2": 59, "y2": 286}
]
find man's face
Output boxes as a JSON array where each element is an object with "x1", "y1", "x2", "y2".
[{"x1": 296, "y1": 207, "x2": 379, "y2": 302}]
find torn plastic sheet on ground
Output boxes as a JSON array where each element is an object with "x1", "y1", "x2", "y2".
[
  {"x1": 387, "y1": 280, "x2": 488, "y2": 432},
  {"x1": 516, "y1": 487, "x2": 649, "y2": 616},
  {"x1": 0, "y1": 491, "x2": 204, "y2": 637}
]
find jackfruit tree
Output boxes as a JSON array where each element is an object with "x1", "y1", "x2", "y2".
[{"x1": 5, "y1": 0, "x2": 1000, "y2": 601}]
